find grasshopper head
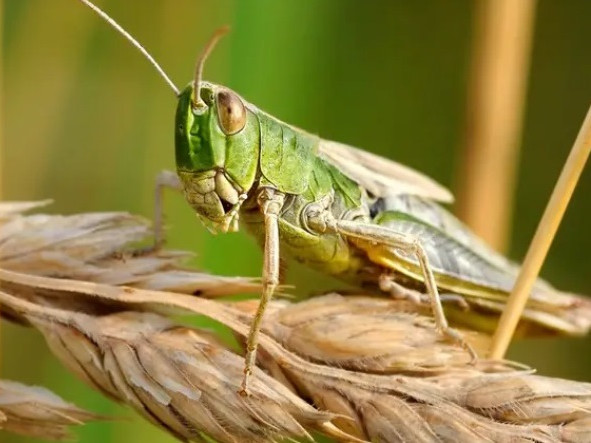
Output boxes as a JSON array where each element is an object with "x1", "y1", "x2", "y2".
[
  {"x1": 175, "y1": 82, "x2": 260, "y2": 233},
  {"x1": 73, "y1": 6, "x2": 253, "y2": 232},
  {"x1": 174, "y1": 27, "x2": 260, "y2": 233}
]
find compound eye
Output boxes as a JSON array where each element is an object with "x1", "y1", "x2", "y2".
[{"x1": 216, "y1": 90, "x2": 246, "y2": 135}]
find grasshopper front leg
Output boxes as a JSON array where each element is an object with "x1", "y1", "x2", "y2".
[
  {"x1": 153, "y1": 170, "x2": 183, "y2": 249},
  {"x1": 307, "y1": 210, "x2": 477, "y2": 361},
  {"x1": 131, "y1": 170, "x2": 181, "y2": 256},
  {"x1": 240, "y1": 187, "x2": 285, "y2": 396}
]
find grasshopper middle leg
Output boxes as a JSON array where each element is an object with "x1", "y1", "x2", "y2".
[{"x1": 307, "y1": 212, "x2": 477, "y2": 360}]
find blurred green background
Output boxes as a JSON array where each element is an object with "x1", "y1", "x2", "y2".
[{"x1": 2, "y1": 1, "x2": 590, "y2": 442}]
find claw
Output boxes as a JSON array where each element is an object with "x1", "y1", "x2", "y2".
[
  {"x1": 442, "y1": 326, "x2": 479, "y2": 363},
  {"x1": 238, "y1": 363, "x2": 252, "y2": 397},
  {"x1": 239, "y1": 368, "x2": 251, "y2": 397}
]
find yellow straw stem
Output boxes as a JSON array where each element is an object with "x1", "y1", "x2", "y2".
[
  {"x1": 455, "y1": 0, "x2": 537, "y2": 253},
  {"x1": 489, "y1": 105, "x2": 591, "y2": 359},
  {"x1": 0, "y1": 0, "x2": 4, "y2": 375}
]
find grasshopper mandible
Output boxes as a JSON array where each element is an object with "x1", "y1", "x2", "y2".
[{"x1": 79, "y1": 0, "x2": 591, "y2": 395}]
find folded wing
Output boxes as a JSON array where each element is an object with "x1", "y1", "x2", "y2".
[{"x1": 319, "y1": 139, "x2": 454, "y2": 202}]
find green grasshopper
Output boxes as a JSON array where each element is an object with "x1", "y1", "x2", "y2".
[{"x1": 80, "y1": 0, "x2": 591, "y2": 394}]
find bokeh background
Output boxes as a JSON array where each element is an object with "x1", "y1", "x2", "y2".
[{"x1": 1, "y1": 1, "x2": 590, "y2": 442}]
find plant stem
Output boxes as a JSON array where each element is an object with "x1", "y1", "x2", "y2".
[
  {"x1": 490, "y1": 105, "x2": 591, "y2": 359},
  {"x1": 456, "y1": 0, "x2": 537, "y2": 252}
]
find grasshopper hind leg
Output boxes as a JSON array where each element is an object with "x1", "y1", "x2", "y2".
[
  {"x1": 307, "y1": 211, "x2": 477, "y2": 361},
  {"x1": 378, "y1": 274, "x2": 469, "y2": 310}
]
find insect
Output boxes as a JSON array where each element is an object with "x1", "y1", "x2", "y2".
[{"x1": 79, "y1": 0, "x2": 591, "y2": 395}]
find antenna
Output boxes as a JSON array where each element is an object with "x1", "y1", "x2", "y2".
[
  {"x1": 77, "y1": 0, "x2": 180, "y2": 95},
  {"x1": 192, "y1": 26, "x2": 230, "y2": 110}
]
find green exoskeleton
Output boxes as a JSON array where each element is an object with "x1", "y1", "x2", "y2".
[{"x1": 80, "y1": 0, "x2": 591, "y2": 395}]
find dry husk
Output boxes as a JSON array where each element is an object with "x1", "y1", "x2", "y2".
[
  {"x1": 0, "y1": 379, "x2": 99, "y2": 440},
  {"x1": 1, "y1": 202, "x2": 591, "y2": 442}
]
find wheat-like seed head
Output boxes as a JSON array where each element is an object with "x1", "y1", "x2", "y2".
[
  {"x1": 0, "y1": 379, "x2": 100, "y2": 440},
  {"x1": 2, "y1": 201, "x2": 591, "y2": 442}
]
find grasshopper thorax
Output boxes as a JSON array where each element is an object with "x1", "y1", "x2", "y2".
[{"x1": 175, "y1": 82, "x2": 260, "y2": 233}]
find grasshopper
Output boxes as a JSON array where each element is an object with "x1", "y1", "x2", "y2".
[{"x1": 79, "y1": 0, "x2": 591, "y2": 395}]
